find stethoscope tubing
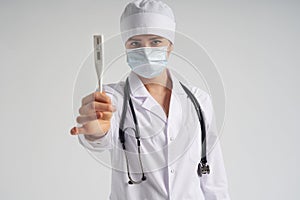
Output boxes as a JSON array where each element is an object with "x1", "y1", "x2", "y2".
[{"x1": 119, "y1": 78, "x2": 210, "y2": 184}]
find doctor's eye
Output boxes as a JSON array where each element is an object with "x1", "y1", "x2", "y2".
[
  {"x1": 129, "y1": 41, "x2": 140, "y2": 47},
  {"x1": 151, "y1": 40, "x2": 162, "y2": 46}
]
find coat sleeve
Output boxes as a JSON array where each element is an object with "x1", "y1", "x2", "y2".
[
  {"x1": 198, "y1": 92, "x2": 231, "y2": 200},
  {"x1": 77, "y1": 115, "x2": 115, "y2": 152}
]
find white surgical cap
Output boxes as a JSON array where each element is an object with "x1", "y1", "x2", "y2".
[{"x1": 120, "y1": 0, "x2": 176, "y2": 44}]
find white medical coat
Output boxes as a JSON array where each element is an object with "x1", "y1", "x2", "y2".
[{"x1": 78, "y1": 69, "x2": 231, "y2": 200}]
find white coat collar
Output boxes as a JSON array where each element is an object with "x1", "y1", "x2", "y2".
[
  {"x1": 127, "y1": 68, "x2": 186, "y2": 122},
  {"x1": 128, "y1": 68, "x2": 186, "y2": 97}
]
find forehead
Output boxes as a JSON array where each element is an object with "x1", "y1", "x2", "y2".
[{"x1": 127, "y1": 34, "x2": 166, "y2": 41}]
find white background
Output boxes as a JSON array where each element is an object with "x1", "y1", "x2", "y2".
[{"x1": 0, "y1": 0, "x2": 299, "y2": 199}]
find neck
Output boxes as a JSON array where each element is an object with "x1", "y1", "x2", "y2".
[{"x1": 138, "y1": 69, "x2": 172, "y2": 93}]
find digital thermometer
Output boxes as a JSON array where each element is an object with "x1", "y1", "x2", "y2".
[{"x1": 93, "y1": 35, "x2": 104, "y2": 92}]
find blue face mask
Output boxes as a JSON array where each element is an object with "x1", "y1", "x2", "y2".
[{"x1": 126, "y1": 46, "x2": 169, "y2": 79}]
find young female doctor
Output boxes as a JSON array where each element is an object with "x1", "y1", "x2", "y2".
[{"x1": 70, "y1": 0, "x2": 231, "y2": 199}]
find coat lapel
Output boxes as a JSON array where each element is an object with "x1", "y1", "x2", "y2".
[
  {"x1": 165, "y1": 69, "x2": 187, "y2": 140},
  {"x1": 127, "y1": 69, "x2": 187, "y2": 124},
  {"x1": 128, "y1": 72, "x2": 166, "y2": 122}
]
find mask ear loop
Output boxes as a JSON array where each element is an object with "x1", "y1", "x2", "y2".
[{"x1": 119, "y1": 78, "x2": 147, "y2": 185}]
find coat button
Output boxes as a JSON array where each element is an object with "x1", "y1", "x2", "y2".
[{"x1": 170, "y1": 169, "x2": 175, "y2": 173}]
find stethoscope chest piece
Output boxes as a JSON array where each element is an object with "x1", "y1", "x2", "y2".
[{"x1": 197, "y1": 162, "x2": 210, "y2": 177}]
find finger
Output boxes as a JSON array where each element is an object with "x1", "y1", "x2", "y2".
[
  {"x1": 79, "y1": 101, "x2": 116, "y2": 115},
  {"x1": 70, "y1": 127, "x2": 77, "y2": 135},
  {"x1": 76, "y1": 112, "x2": 102, "y2": 124},
  {"x1": 76, "y1": 111, "x2": 113, "y2": 124},
  {"x1": 70, "y1": 126, "x2": 85, "y2": 135},
  {"x1": 82, "y1": 91, "x2": 111, "y2": 106},
  {"x1": 101, "y1": 111, "x2": 113, "y2": 120}
]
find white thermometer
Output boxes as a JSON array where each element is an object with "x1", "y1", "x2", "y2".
[{"x1": 93, "y1": 35, "x2": 104, "y2": 92}]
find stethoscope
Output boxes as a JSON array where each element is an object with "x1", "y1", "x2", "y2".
[{"x1": 119, "y1": 78, "x2": 210, "y2": 185}]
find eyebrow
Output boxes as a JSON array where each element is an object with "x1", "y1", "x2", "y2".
[
  {"x1": 127, "y1": 36, "x2": 164, "y2": 41},
  {"x1": 149, "y1": 37, "x2": 164, "y2": 40}
]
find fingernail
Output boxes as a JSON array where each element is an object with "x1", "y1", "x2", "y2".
[
  {"x1": 70, "y1": 127, "x2": 77, "y2": 135},
  {"x1": 96, "y1": 112, "x2": 102, "y2": 118}
]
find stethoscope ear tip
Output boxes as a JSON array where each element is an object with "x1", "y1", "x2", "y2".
[{"x1": 142, "y1": 176, "x2": 147, "y2": 181}]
